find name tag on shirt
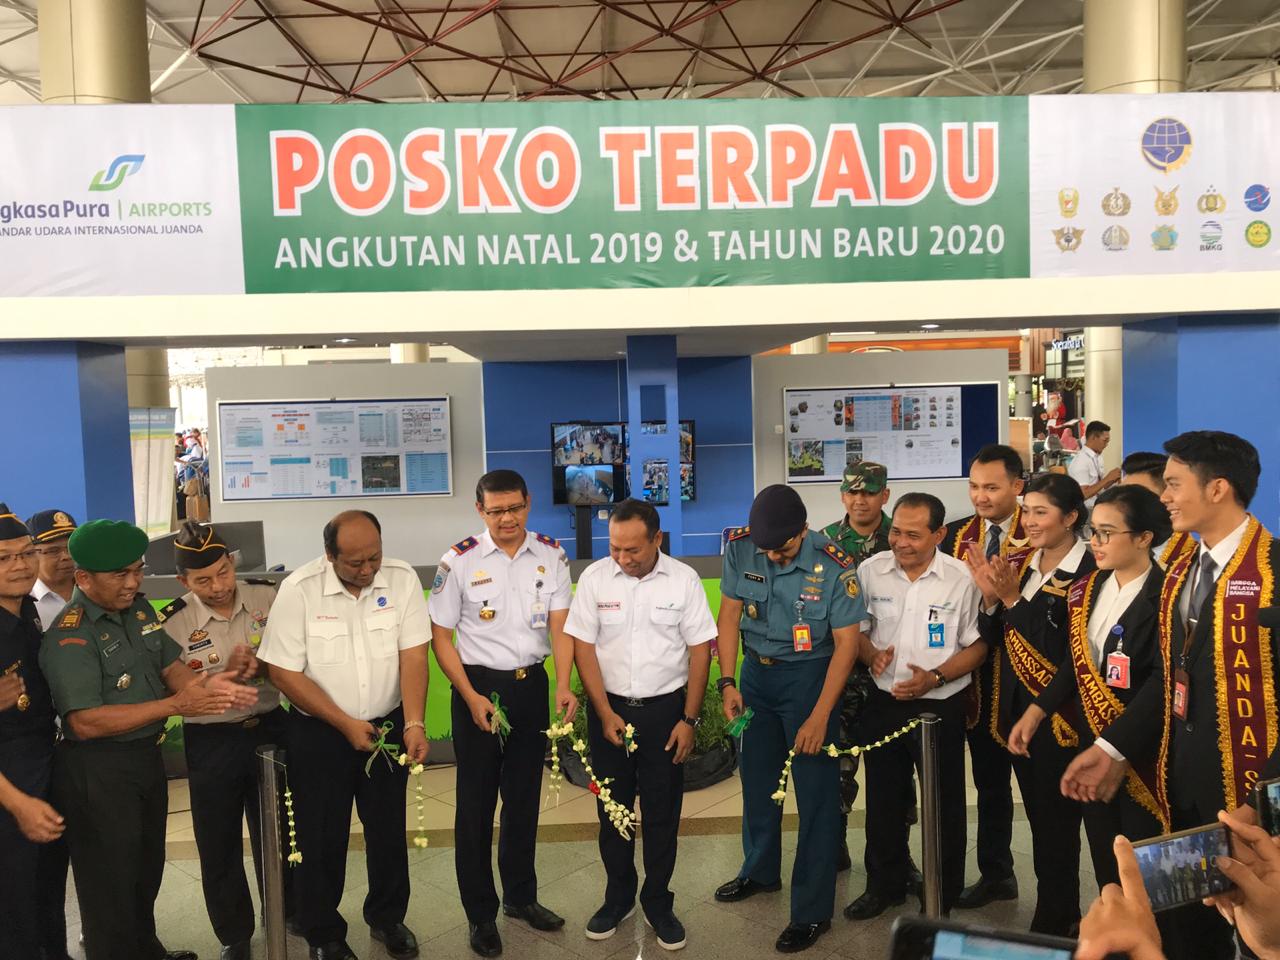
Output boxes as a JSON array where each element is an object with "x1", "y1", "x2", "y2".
[
  {"x1": 927, "y1": 622, "x2": 946, "y2": 648},
  {"x1": 1105, "y1": 651, "x2": 1131, "y2": 690},
  {"x1": 530, "y1": 601, "x2": 548, "y2": 630}
]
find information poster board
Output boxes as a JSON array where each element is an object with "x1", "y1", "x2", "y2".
[
  {"x1": 784, "y1": 385, "x2": 966, "y2": 483},
  {"x1": 217, "y1": 397, "x2": 451, "y2": 501}
]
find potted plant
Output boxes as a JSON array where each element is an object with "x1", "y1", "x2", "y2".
[{"x1": 553, "y1": 679, "x2": 736, "y2": 792}]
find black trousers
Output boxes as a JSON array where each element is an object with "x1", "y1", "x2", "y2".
[
  {"x1": 0, "y1": 735, "x2": 69, "y2": 960},
  {"x1": 966, "y1": 659, "x2": 1015, "y2": 883},
  {"x1": 1010, "y1": 722, "x2": 1082, "y2": 935},
  {"x1": 286, "y1": 706, "x2": 409, "y2": 948},
  {"x1": 52, "y1": 738, "x2": 168, "y2": 960},
  {"x1": 451, "y1": 662, "x2": 550, "y2": 924},
  {"x1": 586, "y1": 689, "x2": 685, "y2": 920},
  {"x1": 864, "y1": 689, "x2": 967, "y2": 910},
  {"x1": 1081, "y1": 788, "x2": 1162, "y2": 889},
  {"x1": 184, "y1": 708, "x2": 293, "y2": 946}
]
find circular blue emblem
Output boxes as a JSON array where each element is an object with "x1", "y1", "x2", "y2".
[
  {"x1": 1244, "y1": 183, "x2": 1271, "y2": 212},
  {"x1": 377, "y1": 596, "x2": 388, "y2": 607},
  {"x1": 1139, "y1": 117, "x2": 1192, "y2": 173}
]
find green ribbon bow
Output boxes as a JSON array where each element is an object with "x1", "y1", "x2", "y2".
[
  {"x1": 489, "y1": 693, "x2": 512, "y2": 746},
  {"x1": 364, "y1": 720, "x2": 401, "y2": 777}
]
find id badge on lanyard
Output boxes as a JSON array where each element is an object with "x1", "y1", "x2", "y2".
[
  {"x1": 1105, "y1": 624, "x2": 1130, "y2": 690},
  {"x1": 792, "y1": 600, "x2": 812, "y2": 653},
  {"x1": 927, "y1": 608, "x2": 945, "y2": 648}
]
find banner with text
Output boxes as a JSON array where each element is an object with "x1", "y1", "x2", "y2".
[{"x1": 0, "y1": 94, "x2": 1277, "y2": 297}]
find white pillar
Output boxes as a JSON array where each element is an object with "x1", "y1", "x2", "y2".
[
  {"x1": 1014, "y1": 374, "x2": 1033, "y2": 418},
  {"x1": 391, "y1": 343, "x2": 430, "y2": 363},
  {"x1": 1081, "y1": 0, "x2": 1185, "y2": 466},
  {"x1": 790, "y1": 335, "x2": 829, "y2": 355}
]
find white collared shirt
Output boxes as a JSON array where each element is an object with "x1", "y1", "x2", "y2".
[
  {"x1": 31, "y1": 579, "x2": 71, "y2": 632},
  {"x1": 258, "y1": 556, "x2": 429, "y2": 721},
  {"x1": 428, "y1": 530, "x2": 571, "y2": 670},
  {"x1": 565, "y1": 553, "x2": 717, "y2": 699},
  {"x1": 1019, "y1": 539, "x2": 1091, "y2": 602},
  {"x1": 162, "y1": 581, "x2": 283, "y2": 724},
  {"x1": 859, "y1": 549, "x2": 982, "y2": 699},
  {"x1": 983, "y1": 514, "x2": 1014, "y2": 555},
  {"x1": 1088, "y1": 569, "x2": 1151, "y2": 667},
  {"x1": 1177, "y1": 515, "x2": 1252, "y2": 624},
  {"x1": 1068, "y1": 447, "x2": 1105, "y2": 507}
]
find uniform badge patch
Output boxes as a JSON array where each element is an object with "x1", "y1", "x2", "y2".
[
  {"x1": 188, "y1": 659, "x2": 204, "y2": 671},
  {"x1": 58, "y1": 608, "x2": 83, "y2": 629},
  {"x1": 58, "y1": 637, "x2": 87, "y2": 647}
]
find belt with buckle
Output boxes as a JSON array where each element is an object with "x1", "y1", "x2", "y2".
[
  {"x1": 240, "y1": 716, "x2": 261, "y2": 729},
  {"x1": 610, "y1": 690, "x2": 684, "y2": 708},
  {"x1": 746, "y1": 649, "x2": 777, "y2": 666}
]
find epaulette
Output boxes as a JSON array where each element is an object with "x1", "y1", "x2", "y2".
[
  {"x1": 535, "y1": 532, "x2": 561, "y2": 549},
  {"x1": 55, "y1": 607, "x2": 84, "y2": 630},
  {"x1": 241, "y1": 578, "x2": 276, "y2": 587},
  {"x1": 452, "y1": 536, "x2": 479, "y2": 556},
  {"x1": 726, "y1": 526, "x2": 751, "y2": 542},
  {"x1": 155, "y1": 597, "x2": 186, "y2": 623},
  {"x1": 822, "y1": 541, "x2": 854, "y2": 569}
]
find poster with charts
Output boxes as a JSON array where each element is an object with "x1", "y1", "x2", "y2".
[
  {"x1": 783, "y1": 385, "x2": 963, "y2": 483},
  {"x1": 217, "y1": 397, "x2": 451, "y2": 501}
]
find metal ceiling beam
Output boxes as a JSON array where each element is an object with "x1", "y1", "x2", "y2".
[
  {"x1": 144, "y1": 4, "x2": 255, "y2": 103},
  {"x1": 374, "y1": 0, "x2": 449, "y2": 100}
]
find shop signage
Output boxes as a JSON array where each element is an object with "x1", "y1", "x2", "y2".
[{"x1": 1050, "y1": 335, "x2": 1085, "y2": 351}]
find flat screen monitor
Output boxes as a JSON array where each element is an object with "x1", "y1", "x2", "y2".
[
  {"x1": 633, "y1": 460, "x2": 696, "y2": 505},
  {"x1": 624, "y1": 420, "x2": 695, "y2": 462},
  {"x1": 552, "y1": 463, "x2": 626, "y2": 505},
  {"x1": 550, "y1": 421, "x2": 624, "y2": 466}
]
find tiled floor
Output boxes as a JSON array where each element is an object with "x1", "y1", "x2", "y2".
[{"x1": 60, "y1": 763, "x2": 1090, "y2": 960}]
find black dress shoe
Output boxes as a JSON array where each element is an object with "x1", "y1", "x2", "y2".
[
  {"x1": 469, "y1": 921, "x2": 502, "y2": 957},
  {"x1": 502, "y1": 901, "x2": 564, "y2": 931},
  {"x1": 308, "y1": 942, "x2": 358, "y2": 960},
  {"x1": 955, "y1": 875, "x2": 1019, "y2": 909},
  {"x1": 843, "y1": 890, "x2": 906, "y2": 921},
  {"x1": 775, "y1": 920, "x2": 830, "y2": 953},
  {"x1": 163, "y1": 951, "x2": 199, "y2": 960},
  {"x1": 371, "y1": 922, "x2": 419, "y2": 959},
  {"x1": 714, "y1": 876, "x2": 783, "y2": 902},
  {"x1": 906, "y1": 857, "x2": 923, "y2": 895},
  {"x1": 220, "y1": 943, "x2": 251, "y2": 960}
]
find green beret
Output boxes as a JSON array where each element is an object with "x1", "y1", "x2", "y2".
[{"x1": 68, "y1": 519, "x2": 149, "y2": 572}]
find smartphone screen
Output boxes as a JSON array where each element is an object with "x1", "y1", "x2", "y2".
[
  {"x1": 1132, "y1": 823, "x2": 1234, "y2": 911},
  {"x1": 1257, "y1": 776, "x2": 1280, "y2": 836},
  {"x1": 890, "y1": 918, "x2": 1075, "y2": 960}
]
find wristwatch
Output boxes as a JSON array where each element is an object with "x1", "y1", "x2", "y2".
[
  {"x1": 681, "y1": 714, "x2": 702, "y2": 728},
  {"x1": 716, "y1": 677, "x2": 737, "y2": 693},
  {"x1": 932, "y1": 669, "x2": 947, "y2": 688}
]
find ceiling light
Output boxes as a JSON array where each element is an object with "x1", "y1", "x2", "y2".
[
  {"x1": 333, "y1": 337, "x2": 357, "y2": 344},
  {"x1": 921, "y1": 324, "x2": 941, "y2": 330}
]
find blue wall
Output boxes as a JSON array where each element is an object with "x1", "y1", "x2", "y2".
[
  {"x1": 1124, "y1": 314, "x2": 1280, "y2": 531},
  {"x1": 0, "y1": 342, "x2": 134, "y2": 524},
  {"x1": 484, "y1": 356, "x2": 754, "y2": 557}
]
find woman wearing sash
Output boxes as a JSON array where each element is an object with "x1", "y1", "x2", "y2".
[
  {"x1": 1009, "y1": 485, "x2": 1171, "y2": 888},
  {"x1": 966, "y1": 473, "x2": 1093, "y2": 936}
]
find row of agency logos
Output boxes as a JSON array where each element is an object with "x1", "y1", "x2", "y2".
[
  {"x1": 0, "y1": 154, "x2": 216, "y2": 233},
  {"x1": 1052, "y1": 219, "x2": 1272, "y2": 252},
  {"x1": 1056, "y1": 184, "x2": 1270, "y2": 219}
]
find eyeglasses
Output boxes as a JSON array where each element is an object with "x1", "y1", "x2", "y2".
[
  {"x1": 0, "y1": 549, "x2": 37, "y2": 567},
  {"x1": 481, "y1": 503, "x2": 528, "y2": 519},
  {"x1": 1089, "y1": 528, "x2": 1136, "y2": 545},
  {"x1": 35, "y1": 545, "x2": 70, "y2": 558}
]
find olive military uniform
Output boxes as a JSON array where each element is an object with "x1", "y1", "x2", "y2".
[
  {"x1": 0, "y1": 593, "x2": 70, "y2": 960},
  {"x1": 722, "y1": 526, "x2": 867, "y2": 926},
  {"x1": 41, "y1": 587, "x2": 183, "y2": 960}
]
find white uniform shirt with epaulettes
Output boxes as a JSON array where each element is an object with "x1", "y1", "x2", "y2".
[
  {"x1": 428, "y1": 530, "x2": 572, "y2": 671},
  {"x1": 157, "y1": 580, "x2": 282, "y2": 725}
]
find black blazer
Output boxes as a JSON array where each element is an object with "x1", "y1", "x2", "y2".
[
  {"x1": 1037, "y1": 566, "x2": 1166, "y2": 761},
  {"x1": 1163, "y1": 535, "x2": 1280, "y2": 817},
  {"x1": 980, "y1": 545, "x2": 1096, "y2": 731}
]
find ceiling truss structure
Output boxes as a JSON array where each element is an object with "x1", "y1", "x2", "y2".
[{"x1": 0, "y1": 1, "x2": 1277, "y2": 105}]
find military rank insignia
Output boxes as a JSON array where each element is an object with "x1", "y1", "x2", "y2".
[
  {"x1": 821, "y1": 542, "x2": 853, "y2": 568},
  {"x1": 726, "y1": 526, "x2": 751, "y2": 542},
  {"x1": 58, "y1": 608, "x2": 83, "y2": 629}
]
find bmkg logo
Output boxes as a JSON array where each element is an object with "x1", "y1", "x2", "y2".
[
  {"x1": 89, "y1": 154, "x2": 145, "y2": 192},
  {"x1": 1199, "y1": 221, "x2": 1223, "y2": 252}
]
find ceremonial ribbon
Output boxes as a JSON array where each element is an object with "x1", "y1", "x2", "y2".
[
  {"x1": 489, "y1": 693, "x2": 512, "y2": 746},
  {"x1": 772, "y1": 718, "x2": 923, "y2": 804},
  {"x1": 364, "y1": 720, "x2": 401, "y2": 777}
]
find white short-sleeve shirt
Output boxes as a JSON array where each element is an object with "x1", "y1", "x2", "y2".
[
  {"x1": 427, "y1": 530, "x2": 572, "y2": 671},
  {"x1": 31, "y1": 578, "x2": 70, "y2": 632},
  {"x1": 257, "y1": 556, "x2": 429, "y2": 721},
  {"x1": 1068, "y1": 447, "x2": 1105, "y2": 508},
  {"x1": 565, "y1": 552, "x2": 718, "y2": 699},
  {"x1": 858, "y1": 548, "x2": 983, "y2": 699}
]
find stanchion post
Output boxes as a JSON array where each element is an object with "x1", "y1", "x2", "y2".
[
  {"x1": 918, "y1": 714, "x2": 943, "y2": 918},
  {"x1": 257, "y1": 744, "x2": 288, "y2": 960}
]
